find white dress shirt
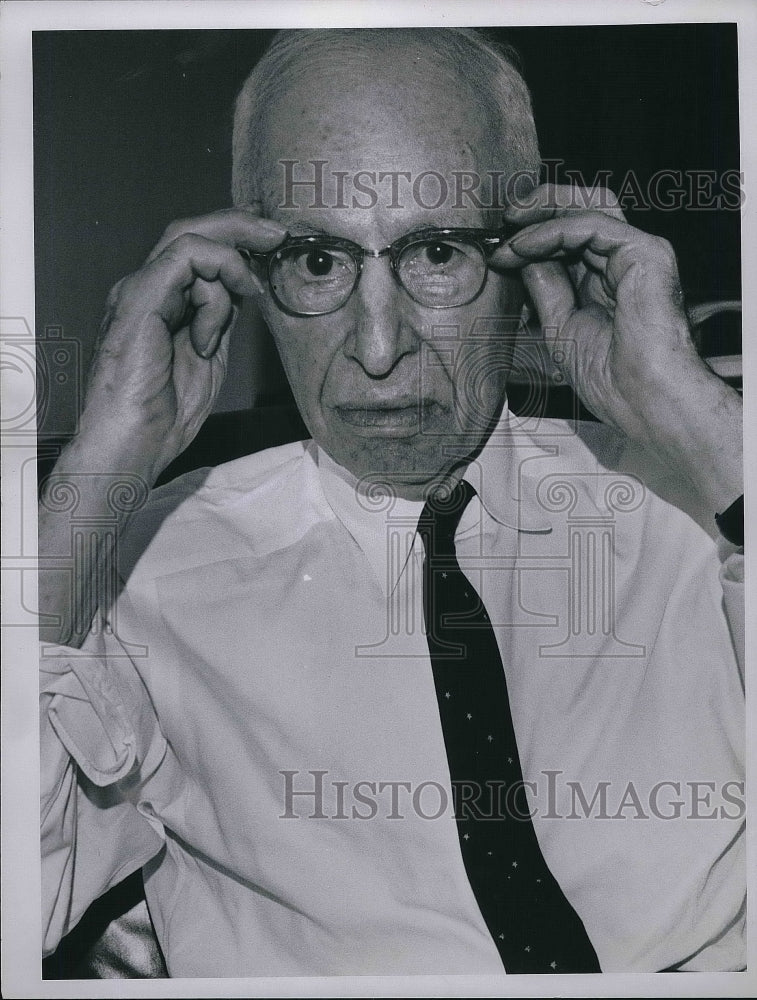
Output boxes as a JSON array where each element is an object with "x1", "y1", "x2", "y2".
[{"x1": 40, "y1": 409, "x2": 745, "y2": 975}]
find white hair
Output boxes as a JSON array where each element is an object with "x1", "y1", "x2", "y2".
[{"x1": 231, "y1": 27, "x2": 541, "y2": 207}]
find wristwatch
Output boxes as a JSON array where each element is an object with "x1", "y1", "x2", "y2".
[{"x1": 715, "y1": 494, "x2": 744, "y2": 547}]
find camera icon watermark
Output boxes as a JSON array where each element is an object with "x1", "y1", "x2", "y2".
[{"x1": 1, "y1": 317, "x2": 82, "y2": 437}]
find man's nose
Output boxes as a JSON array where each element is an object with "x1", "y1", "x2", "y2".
[{"x1": 343, "y1": 256, "x2": 416, "y2": 377}]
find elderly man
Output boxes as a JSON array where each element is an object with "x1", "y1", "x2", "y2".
[{"x1": 39, "y1": 28, "x2": 744, "y2": 976}]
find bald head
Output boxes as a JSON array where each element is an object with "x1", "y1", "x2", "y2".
[{"x1": 231, "y1": 28, "x2": 541, "y2": 212}]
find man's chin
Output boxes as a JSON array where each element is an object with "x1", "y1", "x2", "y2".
[{"x1": 324, "y1": 436, "x2": 474, "y2": 501}]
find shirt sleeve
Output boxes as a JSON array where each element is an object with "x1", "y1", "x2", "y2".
[
  {"x1": 40, "y1": 632, "x2": 168, "y2": 957},
  {"x1": 718, "y1": 540, "x2": 744, "y2": 690},
  {"x1": 613, "y1": 427, "x2": 745, "y2": 689}
]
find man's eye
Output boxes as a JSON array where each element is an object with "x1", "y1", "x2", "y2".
[
  {"x1": 401, "y1": 239, "x2": 473, "y2": 276},
  {"x1": 424, "y1": 242, "x2": 455, "y2": 266},
  {"x1": 304, "y1": 249, "x2": 335, "y2": 276},
  {"x1": 287, "y1": 247, "x2": 354, "y2": 280}
]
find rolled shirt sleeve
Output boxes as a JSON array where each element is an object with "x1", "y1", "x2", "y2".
[
  {"x1": 40, "y1": 637, "x2": 167, "y2": 957},
  {"x1": 718, "y1": 542, "x2": 744, "y2": 689},
  {"x1": 720, "y1": 542, "x2": 745, "y2": 687}
]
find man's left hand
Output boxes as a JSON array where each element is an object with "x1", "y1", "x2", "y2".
[{"x1": 492, "y1": 184, "x2": 743, "y2": 521}]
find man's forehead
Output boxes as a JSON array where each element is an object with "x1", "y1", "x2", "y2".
[
  {"x1": 255, "y1": 94, "x2": 505, "y2": 235},
  {"x1": 259, "y1": 96, "x2": 493, "y2": 175},
  {"x1": 258, "y1": 45, "x2": 498, "y2": 168}
]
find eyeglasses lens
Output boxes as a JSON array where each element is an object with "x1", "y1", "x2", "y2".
[
  {"x1": 397, "y1": 239, "x2": 486, "y2": 308},
  {"x1": 268, "y1": 237, "x2": 488, "y2": 315},
  {"x1": 270, "y1": 246, "x2": 358, "y2": 315}
]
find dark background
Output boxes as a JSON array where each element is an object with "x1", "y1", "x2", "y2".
[{"x1": 33, "y1": 24, "x2": 741, "y2": 439}]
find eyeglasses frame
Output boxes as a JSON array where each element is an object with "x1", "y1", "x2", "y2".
[{"x1": 239, "y1": 225, "x2": 516, "y2": 317}]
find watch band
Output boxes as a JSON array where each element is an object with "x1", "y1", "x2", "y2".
[{"x1": 715, "y1": 494, "x2": 744, "y2": 547}]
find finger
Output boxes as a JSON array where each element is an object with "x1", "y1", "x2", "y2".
[
  {"x1": 171, "y1": 326, "x2": 232, "y2": 440},
  {"x1": 146, "y1": 208, "x2": 287, "y2": 264},
  {"x1": 500, "y1": 183, "x2": 622, "y2": 293},
  {"x1": 490, "y1": 212, "x2": 664, "y2": 280},
  {"x1": 188, "y1": 278, "x2": 238, "y2": 359},
  {"x1": 520, "y1": 260, "x2": 577, "y2": 348},
  {"x1": 145, "y1": 232, "x2": 267, "y2": 307},
  {"x1": 504, "y1": 182, "x2": 626, "y2": 225}
]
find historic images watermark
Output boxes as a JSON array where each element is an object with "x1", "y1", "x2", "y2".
[
  {"x1": 280, "y1": 769, "x2": 745, "y2": 822},
  {"x1": 278, "y1": 159, "x2": 745, "y2": 212}
]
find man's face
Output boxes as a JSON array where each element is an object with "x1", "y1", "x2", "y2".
[{"x1": 254, "y1": 47, "x2": 524, "y2": 499}]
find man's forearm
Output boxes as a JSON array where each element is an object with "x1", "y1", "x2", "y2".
[
  {"x1": 633, "y1": 362, "x2": 743, "y2": 525},
  {"x1": 37, "y1": 433, "x2": 153, "y2": 647}
]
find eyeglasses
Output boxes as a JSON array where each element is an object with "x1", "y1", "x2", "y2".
[{"x1": 239, "y1": 226, "x2": 514, "y2": 317}]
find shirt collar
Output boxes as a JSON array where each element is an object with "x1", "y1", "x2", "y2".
[
  {"x1": 458, "y1": 407, "x2": 556, "y2": 535},
  {"x1": 313, "y1": 404, "x2": 554, "y2": 597}
]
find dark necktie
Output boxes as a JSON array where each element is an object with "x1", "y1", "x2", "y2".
[{"x1": 418, "y1": 479, "x2": 600, "y2": 974}]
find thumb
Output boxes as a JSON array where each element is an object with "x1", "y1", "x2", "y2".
[{"x1": 188, "y1": 279, "x2": 238, "y2": 359}]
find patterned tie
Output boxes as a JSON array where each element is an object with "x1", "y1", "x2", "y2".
[{"x1": 418, "y1": 479, "x2": 600, "y2": 974}]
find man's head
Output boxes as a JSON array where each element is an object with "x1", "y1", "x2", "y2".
[{"x1": 232, "y1": 28, "x2": 540, "y2": 499}]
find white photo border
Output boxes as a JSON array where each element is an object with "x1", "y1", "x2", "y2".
[{"x1": 2, "y1": 1, "x2": 755, "y2": 997}]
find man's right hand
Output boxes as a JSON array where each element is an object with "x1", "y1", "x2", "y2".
[
  {"x1": 37, "y1": 209, "x2": 286, "y2": 646},
  {"x1": 78, "y1": 208, "x2": 287, "y2": 483}
]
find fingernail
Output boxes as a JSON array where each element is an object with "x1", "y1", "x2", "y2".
[
  {"x1": 240, "y1": 207, "x2": 287, "y2": 233},
  {"x1": 197, "y1": 310, "x2": 237, "y2": 360},
  {"x1": 221, "y1": 305, "x2": 239, "y2": 337},
  {"x1": 197, "y1": 341, "x2": 217, "y2": 360},
  {"x1": 506, "y1": 234, "x2": 528, "y2": 254},
  {"x1": 239, "y1": 259, "x2": 265, "y2": 295},
  {"x1": 248, "y1": 274, "x2": 265, "y2": 296},
  {"x1": 257, "y1": 217, "x2": 288, "y2": 233}
]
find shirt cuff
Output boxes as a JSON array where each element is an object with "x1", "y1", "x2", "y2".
[{"x1": 716, "y1": 543, "x2": 744, "y2": 689}]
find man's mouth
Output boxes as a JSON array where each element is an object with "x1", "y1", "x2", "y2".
[{"x1": 333, "y1": 400, "x2": 438, "y2": 437}]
